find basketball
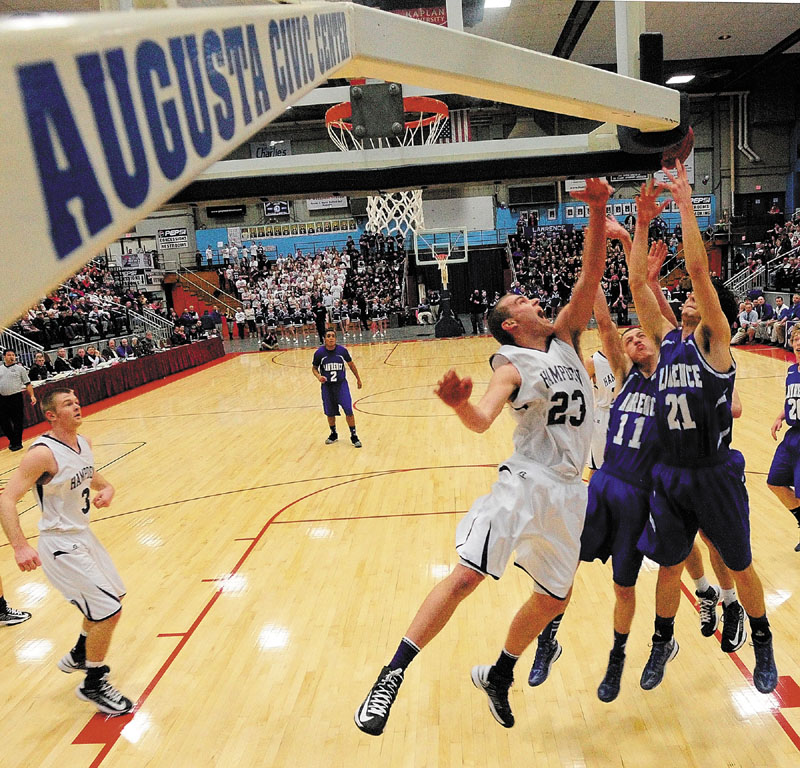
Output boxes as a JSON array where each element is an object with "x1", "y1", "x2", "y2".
[{"x1": 661, "y1": 126, "x2": 694, "y2": 169}]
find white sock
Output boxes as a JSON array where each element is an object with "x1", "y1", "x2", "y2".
[
  {"x1": 694, "y1": 575, "x2": 711, "y2": 594},
  {"x1": 86, "y1": 660, "x2": 104, "y2": 668},
  {"x1": 721, "y1": 588, "x2": 737, "y2": 607}
]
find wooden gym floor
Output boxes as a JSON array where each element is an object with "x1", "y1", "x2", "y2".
[{"x1": 1, "y1": 332, "x2": 799, "y2": 768}]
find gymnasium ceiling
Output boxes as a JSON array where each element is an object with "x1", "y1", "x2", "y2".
[{"x1": 1, "y1": 1, "x2": 798, "y2": 70}]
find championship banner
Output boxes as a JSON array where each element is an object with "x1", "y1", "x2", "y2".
[
  {"x1": 0, "y1": 3, "x2": 354, "y2": 327},
  {"x1": 307, "y1": 195, "x2": 349, "y2": 211}
]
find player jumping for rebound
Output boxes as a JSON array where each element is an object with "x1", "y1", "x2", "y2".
[
  {"x1": 354, "y1": 178, "x2": 613, "y2": 735},
  {"x1": 312, "y1": 329, "x2": 363, "y2": 448},
  {"x1": 630, "y1": 164, "x2": 778, "y2": 694}
]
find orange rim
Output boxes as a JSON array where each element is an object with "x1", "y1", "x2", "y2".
[{"x1": 325, "y1": 96, "x2": 449, "y2": 131}]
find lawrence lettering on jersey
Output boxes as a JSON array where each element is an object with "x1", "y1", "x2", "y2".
[
  {"x1": 31, "y1": 434, "x2": 95, "y2": 534},
  {"x1": 491, "y1": 338, "x2": 593, "y2": 479},
  {"x1": 313, "y1": 344, "x2": 352, "y2": 385},
  {"x1": 654, "y1": 328, "x2": 735, "y2": 464},
  {"x1": 784, "y1": 364, "x2": 800, "y2": 426},
  {"x1": 603, "y1": 367, "x2": 659, "y2": 487},
  {"x1": 592, "y1": 351, "x2": 616, "y2": 410}
]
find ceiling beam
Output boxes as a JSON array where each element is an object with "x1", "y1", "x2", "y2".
[{"x1": 552, "y1": 0, "x2": 600, "y2": 60}]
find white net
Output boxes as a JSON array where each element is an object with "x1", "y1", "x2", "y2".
[{"x1": 366, "y1": 189, "x2": 424, "y2": 238}]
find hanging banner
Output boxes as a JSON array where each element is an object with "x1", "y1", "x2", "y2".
[
  {"x1": 250, "y1": 140, "x2": 292, "y2": 158},
  {"x1": 157, "y1": 227, "x2": 189, "y2": 250},
  {"x1": 307, "y1": 195, "x2": 349, "y2": 210}
]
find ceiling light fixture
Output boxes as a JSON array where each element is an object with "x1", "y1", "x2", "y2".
[
  {"x1": 718, "y1": 34, "x2": 732, "y2": 40},
  {"x1": 666, "y1": 74, "x2": 695, "y2": 85},
  {"x1": 485, "y1": 0, "x2": 512, "y2": 8}
]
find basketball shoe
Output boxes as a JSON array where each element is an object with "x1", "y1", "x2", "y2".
[
  {"x1": 0, "y1": 605, "x2": 31, "y2": 626},
  {"x1": 720, "y1": 600, "x2": 747, "y2": 653},
  {"x1": 696, "y1": 585, "x2": 721, "y2": 637},
  {"x1": 597, "y1": 651, "x2": 625, "y2": 703},
  {"x1": 752, "y1": 638, "x2": 778, "y2": 694},
  {"x1": 325, "y1": 433, "x2": 338, "y2": 444},
  {"x1": 58, "y1": 649, "x2": 87, "y2": 673},
  {"x1": 354, "y1": 666, "x2": 404, "y2": 736},
  {"x1": 640, "y1": 638, "x2": 679, "y2": 690},
  {"x1": 76, "y1": 666, "x2": 133, "y2": 715},
  {"x1": 470, "y1": 665, "x2": 514, "y2": 728},
  {"x1": 351, "y1": 435, "x2": 362, "y2": 448},
  {"x1": 527, "y1": 639, "x2": 562, "y2": 686}
]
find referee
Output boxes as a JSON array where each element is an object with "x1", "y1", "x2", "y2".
[{"x1": 0, "y1": 349, "x2": 36, "y2": 452}]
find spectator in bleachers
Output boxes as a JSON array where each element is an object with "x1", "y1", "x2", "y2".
[
  {"x1": 28, "y1": 352, "x2": 52, "y2": 381},
  {"x1": 53, "y1": 348, "x2": 72, "y2": 373},
  {"x1": 731, "y1": 301, "x2": 759, "y2": 345},
  {"x1": 70, "y1": 348, "x2": 92, "y2": 369}
]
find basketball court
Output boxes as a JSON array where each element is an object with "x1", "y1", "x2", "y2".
[
  {"x1": 1, "y1": 335, "x2": 799, "y2": 767},
  {"x1": 1, "y1": 0, "x2": 799, "y2": 765}
]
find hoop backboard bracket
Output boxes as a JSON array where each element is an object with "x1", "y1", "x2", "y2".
[
  {"x1": 415, "y1": 227, "x2": 470, "y2": 266},
  {"x1": 350, "y1": 82, "x2": 405, "y2": 140}
]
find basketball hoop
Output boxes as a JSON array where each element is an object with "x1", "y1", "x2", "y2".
[
  {"x1": 325, "y1": 95, "x2": 449, "y2": 238},
  {"x1": 433, "y1": 249, "x2": 450, "y2": 290}
]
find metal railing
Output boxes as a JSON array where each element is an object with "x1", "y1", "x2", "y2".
[
  {"x1": 141, "y1": 308, "x2": 174, "y2": 332},
  {"x1": 725, "y1": 244, "x2": 800, "y2": 297},
  {"x1": 126, "y1": 309, "x2": 173, "y2": 346},
  {"x1": 0, "y1": 327, "x2": 44, "y2": 367},
  {"x1": 162, "y1": 258, "x2": 241, "y2": 312}
]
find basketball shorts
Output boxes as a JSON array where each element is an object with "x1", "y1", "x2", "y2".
[
  {"x1": 767, "y1": 426, "x2": 800, "y2": 489},
  {"x1": 38, "y1": 528, "x2": 126, "y2": 622},
  {"x1": 321, "y1": 381, "x2": 353, "y2": 417},
  {"x1": 580, "y1": 469, "x2": 649, "y2": 587},
  {"x1": 455, "y1": 455, "x2": 587, "y2": 599},
  {"x1": 637, "y1": 450, "x2": 752, "y2": 571},
  {"x1": 589, "y1": 407, "x2": 610, "y2": 470}
]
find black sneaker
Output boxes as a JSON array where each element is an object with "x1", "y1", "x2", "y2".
[
  {"x1": 597, "y1": 652, "x2": 625, "y2": 703},
  {"x1": 351, "y1": 436, "x2": 362, "y2": 448},
  {"x1": 794, "y1": 537, "x2": 800, "y2": 553},
  {"x1": 720, "y1": 601, "x2": 747, "y2": 653},
  {"x1": 354, "y1": 666, "x2": 404, "y2": 736},
  {"x1": 696, "y1": 585, "x2": 721, "y2": 637},
  {"x1": 325, "y1": 433, "x2": 338, "y2": 445},
  {"x1": 640, "y1": 638, "x2": 679, "y2": 690},
  {"x1": 76, "y1": 667, "x2": 133, "y2": 715},
  {"x1": 752, "y1": 639, "x2": 778, "y2": 694},
  {"x1": 58, "y1": 650, "x2": 86, "y2": 673},
  {"x1": 0, "y1": 606, "x2": 32, "y2": 626},
  {"x1": 470, "y1": 665, "x2": 514, "y2": 728},
  {"x1": 527, "y1": 639, "x2": 562, "y2": 687}
]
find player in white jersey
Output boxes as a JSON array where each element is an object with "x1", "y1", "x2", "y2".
[
  {"x1": 0, "y1": 388, "x2": 133, "y2": 715},
  {"x1": 586, "y1": 348, "x2": 616, "y2": 473},
  {"x1": 355, "y1": 178, "x2": 613, "y2": 735}
]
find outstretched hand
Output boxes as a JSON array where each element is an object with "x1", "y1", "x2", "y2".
[
  {"x1": 647, "y1": 240, "x2": 669, "y2": 283},
  {"x1": 605, "y1": 216, "x2": 631, "y2": 244},
  {"x1": 435, "y1": 369, "x2": 473, "y2": 409},
  {"x1": 570, "y1": 178, "x2": 614, "y2": 208},
  {"x1": 635, "y1": 179, "x2": 669, "y2": 224},
  {"x1": 772, "y1": 414, "x2": 784, "y2": 441},
  {"x1": 660, "y1": 159, "x2": 693, "y2": 206}
]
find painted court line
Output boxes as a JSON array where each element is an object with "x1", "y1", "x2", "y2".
[{"x1": 71, "y1": 462, "x2": 800, "y2": 765}]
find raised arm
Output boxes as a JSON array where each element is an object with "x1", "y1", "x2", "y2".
[
  {"x1": 646, "y1": 240, "x2": 679, "y2": 328},
  {"x1": 627, "y1": 180, "x2": 673, "y2": 345},
  {"x1": 593, "y1": 287, "x2": 631, "y2": 384},
  {"x1": 435, "y1": 364, "x2": 520, "y2": 434},
  {"x1": 662, "y1": 160, "x2": 732, "y2": 368},
  {"x1": 554, "y1": 178, "x2": 615, "y2": 347}
]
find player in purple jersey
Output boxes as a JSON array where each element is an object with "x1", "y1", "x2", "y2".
[
  {"x1": 629, "y1": 166, "x2": 777, "y2": 695},
  {"x1": 528, "y1": 230, "x2": 676, "y2": 702},
  {"x1": 767, "y1": 325, "x2": 800, "y2": 551},
  {"x1": 312, "y1": 329, "x2": 363, "y2": 448}
]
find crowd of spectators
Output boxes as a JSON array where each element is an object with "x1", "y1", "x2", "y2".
[
  {"x1": 507, "y1": 224, "x2": 635, "y2": 326},
  {"x1": 9, "y1": 261, "x2": 169, "y2": 350},
  {"x1": 215, "y1": 230, "x2": 408, "y2": 342},
  {"x1": 761, "y1": 210, "x2": 800, "y2": 292}
]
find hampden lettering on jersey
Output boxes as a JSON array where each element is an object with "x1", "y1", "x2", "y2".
[
  {"x1": 16, "y1": 10, "x2": 350, "y2": 260},
  {"x1": 539, "y1": 364, "x2": 584, "y2": 389},
  {"x1": 69, "y1": 466, "x2": 94, "y2": 490}
]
